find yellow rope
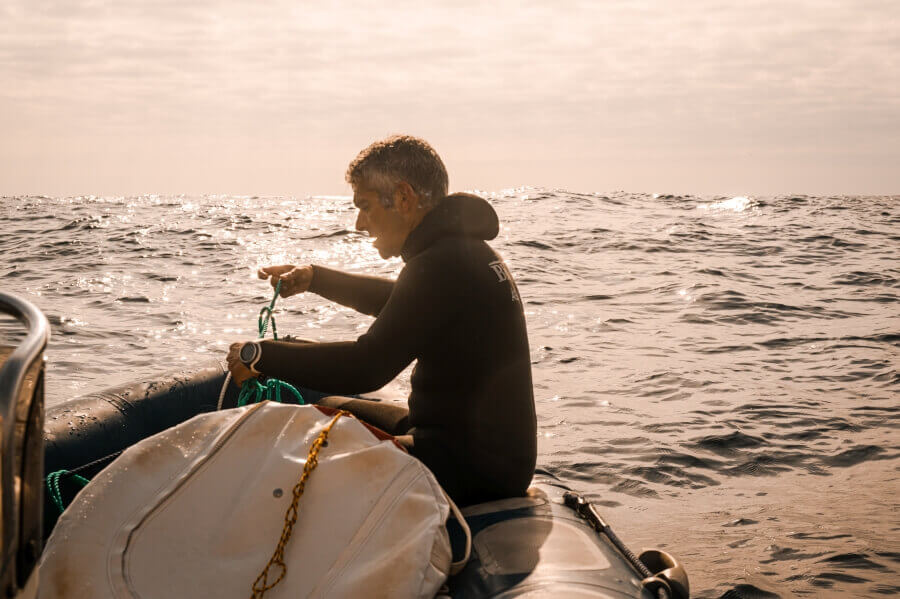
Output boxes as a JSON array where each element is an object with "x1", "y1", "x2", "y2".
[{"x1": 250, "y1": 410, "x2": 349, "y2": 598}]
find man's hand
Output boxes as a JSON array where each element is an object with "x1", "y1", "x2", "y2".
[
  {"x1": 227, "y1": 342, "x2": 258, "y2": 388},
  {"x1": 257, "y1": 264, "x2": 314, "y2": 298}
]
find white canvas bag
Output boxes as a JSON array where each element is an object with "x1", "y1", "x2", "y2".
[{"x1": 40, "y1": 402, "x2": 469, "y2": 599}]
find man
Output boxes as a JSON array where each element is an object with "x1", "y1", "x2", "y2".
[{"x1": 226, "y1": 135, "x2": 536, "y2": 505}]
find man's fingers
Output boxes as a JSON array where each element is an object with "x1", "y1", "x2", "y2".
[
  {"x1": 231, "y1": 364, "x2": 253, "y2": 388},
  {"x1": 257, "y1": 266, "x2": 278, "y2": 279},
  {"x1": 257, "y1": 264, "x2": 310, "y2": 298},
  {"x1": 258, "y1": 264, "x2": 294, "y2": 280},
  {"x1": 226, "y1": 342, "x2": 256, "y2": 388},
  {"x1": 276, "y1": 269, "x2": 297, "y2": 291}
]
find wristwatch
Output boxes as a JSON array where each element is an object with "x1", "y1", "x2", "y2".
[{"x1": 238, "y1": 341, "x2": 262, "y2": 373}]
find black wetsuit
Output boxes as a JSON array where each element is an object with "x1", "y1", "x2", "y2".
[{"x1": 256, "y1": 193, "x2": 537, "y2": 505}]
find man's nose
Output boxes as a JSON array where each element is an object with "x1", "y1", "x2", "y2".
[{"x1": 355, "y1": 211, "x2": 367, "y2": 232}]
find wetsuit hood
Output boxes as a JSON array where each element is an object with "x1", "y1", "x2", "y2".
[{"x1": 401, "y1": 193, "x2": 499, "y2": 262}]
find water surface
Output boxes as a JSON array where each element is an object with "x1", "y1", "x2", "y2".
[{"x1": 2, "y1": 191, "x2": 898, "y2": 597}]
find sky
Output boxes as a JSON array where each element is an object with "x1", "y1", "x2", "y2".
[{"x1": 1, "y1": 0, "x2": 898, "y2": 197}]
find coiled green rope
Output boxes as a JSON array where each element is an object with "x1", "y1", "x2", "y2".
[
  {"x1": 218, "y1": 278, "x2": 304, "y2": 410},
  {"x1": 46, "y1": 470, "x2": 90, "y2": 515},
  {"x1": 234, "y1": 279, "x2": 304, "y2": 407},
  {"x1": 237, "y1": 377, "x2": 304, "y2": 406}
]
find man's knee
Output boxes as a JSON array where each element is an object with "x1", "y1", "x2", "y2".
[{"x1": 394, "y1": 434, "x2": 414, "y2": 451}]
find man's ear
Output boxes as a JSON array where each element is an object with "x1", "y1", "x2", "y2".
[{"x1": 394, "y1": 181, "x2": 419, "y2": 214}]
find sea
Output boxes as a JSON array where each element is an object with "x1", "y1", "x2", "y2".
[{"x1": 1, "y1": 191, "x2": 897, "y2": 598}]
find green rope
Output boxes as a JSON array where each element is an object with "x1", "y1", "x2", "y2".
[
  {"x1": 258, "y1": 281, "x2": 281, "y2": 340},
  {"x1": 237, "y1": 377, "x2": 305, "y2": 407},
  {"x1": 238, "y1": 278, "x2": 304, "y2": 407},
  {"x1": 46, "y1": 469, "x2": 90, "y2": 515}
]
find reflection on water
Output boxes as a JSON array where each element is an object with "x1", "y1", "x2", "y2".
[{"x1": 2, "y1": 191, "x2": 898, "y2": 597}]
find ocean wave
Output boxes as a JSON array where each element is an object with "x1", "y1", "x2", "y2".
[{"x1": 2, "y1": 190, "x2": 897, "y2": 598}]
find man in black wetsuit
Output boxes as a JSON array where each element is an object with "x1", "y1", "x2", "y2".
[{"x1": 226, "y1": 135, "x2": 536, "y2": 505}]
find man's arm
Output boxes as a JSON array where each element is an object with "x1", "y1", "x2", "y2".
[
  {"x1": 309, "y1": 265, "x2": 394, "y2": 317},
  {"x1": 258, "y1": 264, "x2": 394, "y2": 317},
  {"x1": 253, "y1": 256, "x2": 458, "y2": 395}
]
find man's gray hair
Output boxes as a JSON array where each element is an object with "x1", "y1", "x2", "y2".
[{"x1": 345, "y1": 135, "x2": 449, "y2": 209}]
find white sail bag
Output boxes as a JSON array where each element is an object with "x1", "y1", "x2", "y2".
[{"x1": 40, "y1": 402, "x2": 467, "y2": 598}]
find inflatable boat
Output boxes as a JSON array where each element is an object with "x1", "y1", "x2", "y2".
[{"x1": 1, "y1": 291, "x2": 689, "y2": 598}]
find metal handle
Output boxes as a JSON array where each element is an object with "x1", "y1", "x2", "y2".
[
  {"x1": 0, "y1": 291, "x2": 50, "y2": 596},
  {"x1": 563, "y1": 491, "x2": 690, "y2": 598},
  {"x1": 0, "y1": 292, "x2": 49, "y2": 438}
]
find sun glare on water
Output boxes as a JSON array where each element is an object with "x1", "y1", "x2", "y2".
[{"x1": 696, "y1": 196, "x2": 753, "y2": 212}]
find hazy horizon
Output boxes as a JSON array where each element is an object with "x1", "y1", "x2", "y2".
[{"x1": 2, "y1": 0, "x2": 898, "y2": 197}]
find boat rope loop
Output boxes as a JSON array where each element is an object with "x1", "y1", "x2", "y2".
[
  {"x1": 251, "y1": 410, "x2": 348, "y2": 599},
  {"x1": 46, "y1": 470, "x2": 91, "y2": 515},
  {"x1": 218, "y1": 279, "x2": 304, "y2": 410}
]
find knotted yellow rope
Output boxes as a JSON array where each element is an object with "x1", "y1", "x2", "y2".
[{"x1": 250, "y1": 410, "x2": 349, "y2": 598}]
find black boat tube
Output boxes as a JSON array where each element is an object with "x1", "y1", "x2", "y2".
[
  {"x1": 42, "y1": 359, "x2": 239, "y2": 536},
  {"x1": 42, "y1": 359, "x2": 409, "y2": 538}
]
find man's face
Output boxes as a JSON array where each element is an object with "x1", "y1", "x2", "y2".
[{"x1": 353, "y1": 186, "x2": 409, "y2": 259}]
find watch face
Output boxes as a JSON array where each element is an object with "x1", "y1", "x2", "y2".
[{"x1": 239, "y1": 342, "x2": 257, "y2": 363}]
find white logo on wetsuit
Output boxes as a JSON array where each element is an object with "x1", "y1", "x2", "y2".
[{"x1": 489, "y1": 260, "x2": 521, "y2": 303}]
